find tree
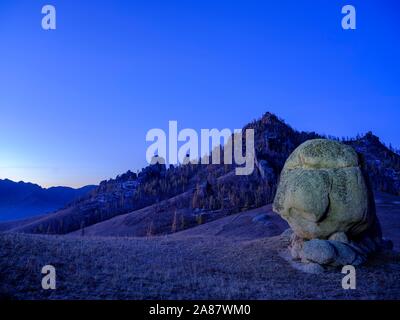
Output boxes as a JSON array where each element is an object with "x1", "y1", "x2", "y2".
[{"x1": 171, "y1": 210, "x2": 177, "y2": 233}]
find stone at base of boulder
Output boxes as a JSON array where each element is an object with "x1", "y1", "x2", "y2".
[
  {"x1": 300, "y1": 239, "x2": 336, "y2": 265},
  {"x1": 328, "y1": 232, "x2": 349, "y2": 243},
  {"x1": 279, "y1": 250, "x2": 325, "y2": 274},
  {"x1": 301, "y1": 263, "x2": 325, "y2": 274},
  {"x1": 291, "y1": 237, "x2": 373, "y2": 267},
  {"x1": 289, "y1": 233, "x2": 304, "y2": 260},
  {"x1": 327, "y1": 240, "x2": 358, "y2": 266}
]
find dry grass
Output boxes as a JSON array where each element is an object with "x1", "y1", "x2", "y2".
[
  {"x1": 1, "y1": 192, "x2": 399, "y2": 300},
  {"x1": 1, "y1": 231, "x2": 399, "y2": 300}
]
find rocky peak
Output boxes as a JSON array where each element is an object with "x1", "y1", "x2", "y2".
[{"x1": 362, "y1": 131, "x2": 381, "y2": 145}]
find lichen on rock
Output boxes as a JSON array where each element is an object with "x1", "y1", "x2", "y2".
[{"x1": 274, "y1": 139, "x2": 389, "y2": 269}]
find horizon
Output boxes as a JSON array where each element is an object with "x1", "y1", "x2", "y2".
[
  {"x1": 0, "y1": 177, "x2": 95, "y2": 189},
  {"x1": 1, "y1": 0, "x2": 399, "y2": 188}
]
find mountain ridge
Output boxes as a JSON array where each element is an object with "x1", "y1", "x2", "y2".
[
  {"x1": 3, "y1": 112, "x2": 400, "y2": 234},
  {"x1": 0, "y1": 179, "x2": 96, "y2": 221}
]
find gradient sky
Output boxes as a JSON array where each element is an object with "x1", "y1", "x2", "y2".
[{"x1": 0, "y1": 0, "x2": 399, "y2": 188}]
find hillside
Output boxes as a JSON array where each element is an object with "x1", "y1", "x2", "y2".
[
  {"x1": 4, "y1": 112, "x2": 400, "y2": 236},
  {"x1": 0, "y1": 179, "x2": 95, "y2": 221},
  {"x1": 346, "y1": 132, "x2": 400, "y2": 194},
  {"x1": 1, "y1": 192, "x2": 399, "y2": 300}
]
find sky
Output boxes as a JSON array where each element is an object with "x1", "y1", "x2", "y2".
[{"x1": 0, "y1": 0, "x2": 399, "y2": 188}]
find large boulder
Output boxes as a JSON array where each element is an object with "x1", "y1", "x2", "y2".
[
  {"x1": 274, "y1": 139, "x2": 387, "y2": 268},
  {"x1": 273, "y1": 139, "x2": 372, "y2": 240}
]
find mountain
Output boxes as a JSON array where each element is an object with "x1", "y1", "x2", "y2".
[
  {"x1": 4, "y1": 112, "x2": 400, "y2": 235},
  {"x1": 346, "y1": 132, "x2": 400, "y2": 195},
  {"x1": 0, "y1": 179, "x2": 96, "y2": 221}
]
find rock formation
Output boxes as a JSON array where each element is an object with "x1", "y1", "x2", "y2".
[{"x1": 273, "y1": 139, "x2": 392, "y2": 269}]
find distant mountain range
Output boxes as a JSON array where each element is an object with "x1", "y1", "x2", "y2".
[
  {"x1": 1, "y1": 112, "x2": 399, "y2": 234},
  {"x1": 0, "y1": 179, "x2": 96, "y2": 221}
]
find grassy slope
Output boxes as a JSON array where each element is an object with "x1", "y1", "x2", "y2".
[
  {"x1": 0, "y1": 214, "x2": 48, "y2": 232},
  {"x1": 68, "y1": 191, "x2": 198, "y2": 237},
  {"x1": 0, "y1": 193, "x2": 399, "y2": 300}
]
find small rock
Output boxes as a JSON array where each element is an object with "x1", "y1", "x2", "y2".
[
  {"x1": 348, "y1": 241, "x2": 371, "y2": 256},
  {"x1": 328, "y1": 232, "x2": 349, "y2": 243},
  {"x1": 328, "y1": 240, "x2": 357, "y2": 266},
  {"x1": 290, "y1": 244, "x2": 302, "y2": 260},
  {"x1": 301, "y1": 263, "x2": 325, "y2": 274},
  {"x1": 300, "y1": 239, "x2": 336, "y2": 265},
  {"x1": 352, "y1": 254, "x2": 366, "y2": 266},
  {"x1": 289, "y1": 234, "x2": 304, "y2": 260},
  {"x1": 300, "y1": 239, "x2": 336, "y2": 264}
]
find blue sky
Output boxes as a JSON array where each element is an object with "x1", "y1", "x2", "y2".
[{"x1": 0, "y1": 0, "x2": 399, "y2": 188}]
